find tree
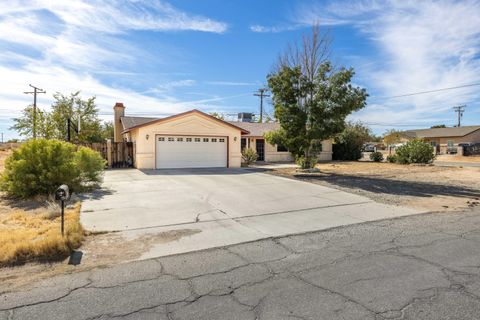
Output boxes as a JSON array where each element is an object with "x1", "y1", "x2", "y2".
[
  {"x1": 333, "y1": 122, "x2": 372, "y2": 160},
  {"x1": 266, "y1": 26, "x2": 368, "y2": 168},
  {"x1": 431, "y1": 124, "x2": 446, "y2": 128},
  {"x1": 209, "y1": 112, "x2": 225, "y2": 120},
  {"x1": 11, "y1": 106, "x2": 56, "y2": 139},
  {"x1": 50, "y1": 92, "x2": 104, "y2": 143},
  {"x1": 100, "y1": 121, "x2": 114, "y2": 140},
  {"x1": 12, "y1": 92, "x2": 109, "y2": 143},
  {"x1": 383, "y1": 129, "x2": 405, "y2": 146}
]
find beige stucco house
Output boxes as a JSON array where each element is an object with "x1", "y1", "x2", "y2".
[
  {"x1": 403, "y1": 126, "x2": 480, "y2": 154},
  {"x1": 113, "y1": 103, "x2": 333, "y2": 169}
]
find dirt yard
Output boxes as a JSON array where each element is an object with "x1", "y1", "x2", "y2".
[{"x1": 269, "y1": 161, "x2": 480, "y2": 212}]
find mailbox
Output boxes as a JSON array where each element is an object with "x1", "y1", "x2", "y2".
[{"x1": 55, "y1": 184, "x2": 70, "y2": 201}]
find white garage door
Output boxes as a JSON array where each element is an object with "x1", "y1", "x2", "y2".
[{"x1": 156, "y1": 136, "x2": 227, "y2": 169}]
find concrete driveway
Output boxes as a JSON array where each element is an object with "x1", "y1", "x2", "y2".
[{"x1": 81, "y1": 168, "x2": 420, "y2": 258}]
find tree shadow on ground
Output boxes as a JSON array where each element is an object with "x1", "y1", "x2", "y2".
[{"x1": 292, "y1": 172, "x2": 480, "y2": 199}]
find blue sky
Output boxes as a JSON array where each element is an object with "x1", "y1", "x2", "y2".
[{"x1": 1, "y1": 0, "x2": 480, "y2": 139}]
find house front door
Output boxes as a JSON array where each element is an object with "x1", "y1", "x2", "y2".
[{"x1": 256, "y1": 139, "x2": 265, "y2": 161}]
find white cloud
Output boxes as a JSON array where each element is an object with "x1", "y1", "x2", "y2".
[
  {"x1": 205, "y1": 81, "x2": 259, "y2": 86},
  {"x1": 295, "y1": 0, "x2": 480, "y2": 129},
  {"x1": 0, "y1": 1, "x2": 230, "y2": 138}
]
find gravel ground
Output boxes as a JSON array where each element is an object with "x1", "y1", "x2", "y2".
[
  {"x1": 1, "y1": 208, "x2": 480, "y2": 320},
  {"x1": 267, "y1": 162, "x2": 480, "y2": 212}
]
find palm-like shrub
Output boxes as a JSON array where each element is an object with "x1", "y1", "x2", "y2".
[{"x1": 241, "y1": 148, "x2": 258, "y2": 166}]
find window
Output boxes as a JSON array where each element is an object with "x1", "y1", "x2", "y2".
[
  {"x1": 186, "y1": 138, "x2": 192, "y2": 142},
  {"x1": 241, "y1": 138, "x2": 246, "y2": 150},
  {"x1": 447, "y1": 140, "x2": 454, "y2": 148},
  {"x1": 177, "y1": 137, "x2": 183, "y2": 142},
  {"x1": 158, "y1": 137, "x2": 165, "y2": 142},
  {"x1": 168, "y1": 137, "x2": 174, "y2": 142},
  {"x1": 195, "y1": 138, "x2": 201, "y2": 142},
  {"x1": 212, "y1": 138, "x2": 217, "y2": 142},
  {"x1": 277, "y1": 144, "x2": 288, "y2": 152},
  {"x1": 219, "y1": 138, "x2": 225, "y2": 143},
  {"x1": 203, "y1": 138, "x2": 209, "y2": 142}
]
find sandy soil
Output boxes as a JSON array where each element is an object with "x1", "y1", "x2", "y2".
[
  {"x1": 435, "y1": 154, "x2": 480, "y2": 163},
  {"x1": 269, "y1": 161, "x2": 480, "y2": 212}
]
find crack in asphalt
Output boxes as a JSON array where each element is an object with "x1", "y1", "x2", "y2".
[{"x1": 2, "y1": 209, "x2": 480, "y2": 319}]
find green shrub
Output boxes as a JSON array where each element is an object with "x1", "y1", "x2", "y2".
[
  {"x1": 296, "y1": 156, "x2": 318, "y2": 169},
  {"x1": 395, "y1": 140, "x2": 435, "y2": 164},
  {"x1": 73, "y1": 146, "x2": 107, "y2": 189},
  {"x1": 241, "y1": 148, "x2": 258, "y2": 166},
  {"x1": 1, "y1": 139, "x2": 105, "y2": 198},
  {"x1": 369, "y1": 151, "x2": 384, "y2": 162},
  {"x1": 386, "y1": 154, "x2": 397, "y2": 163}
]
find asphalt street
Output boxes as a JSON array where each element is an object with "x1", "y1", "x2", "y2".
[{"x1": 2, "y1": 208, "x2": 480, "y2": 320}]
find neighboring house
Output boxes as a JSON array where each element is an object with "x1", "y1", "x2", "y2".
[
  {"x1": 113, "y1": 103, "x2": 333, "y2": 169},
  {"x1": 402, "y1": 126, "x2": 480, "y2": 154}
]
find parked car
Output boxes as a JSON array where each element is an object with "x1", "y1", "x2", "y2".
[{"x1": 362, "y1": 144, "x2": 375, "y2": 152}]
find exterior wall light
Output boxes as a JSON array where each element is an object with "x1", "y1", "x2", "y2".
[
  {"x1": 146, "y1": 134, "x2": 149, "y2": 140},
  {"x1": 234, "y1": 137, "x2": 237, "y2": 141}
]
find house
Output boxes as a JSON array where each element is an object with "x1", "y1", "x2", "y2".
[
  {"x1": 402, "y1": 126, "x2": 480, "y2": 154},
  {"x1": 113, "y1": 103, "x2": 332, "y2": 169}
]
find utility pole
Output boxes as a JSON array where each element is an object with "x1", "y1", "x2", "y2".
[
  {"x1": 453, "y1": 105, "x2": 466, "y2": 127},
  {"x1": 254, "y1": 88, "x2": 270, "y2": 123},
  {"x1": 24, "y1": 84, "x2": 46, "y2": 139}
]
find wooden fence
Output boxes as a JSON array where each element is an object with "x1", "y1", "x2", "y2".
[{"x1": 79, "y1": 141, "x2": 135, "y2": 168}]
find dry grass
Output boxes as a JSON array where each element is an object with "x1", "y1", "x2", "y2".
[{"x1": 0, "y1": 203, "x2": 84, "y2": 266}]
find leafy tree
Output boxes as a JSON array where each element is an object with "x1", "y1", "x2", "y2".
[
  {"x1": 50, "y1": 92, "x2": 103, "y2": 143},
  {"x1": 100, "y1": 121, "x2": 114, "y2": 140},
  {"x1": 265, "y1": 27, "x2": 368, "y2": 168},
  {"x1": 383, "y1": 129, "x2": 405, "y2": 146},
  {"x1": 209, "y1": 112, "x2": 225, "y2": 120},
  {"x1": 12, "y1": 92, "x2": 110, "y2": 143},
  {"x1": 333, "y1": 122, "x2": 372, "y2": 160},
  {"x1": 431, "y1": 124, "x2": 446, "y2": 128},
  {"x1": 11, "y1": 106, "x2": 56, "y2": 139},
  {"x1": 395, "y1": 140, "x2": 435, "y2": 164}
]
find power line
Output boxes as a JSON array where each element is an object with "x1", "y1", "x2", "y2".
[
  {"x1": 374, "y1": 83, "x2": 480, "y2": 100},
  {"x1": 23, "y1": 84, "x2": 46, "y2": 139}
]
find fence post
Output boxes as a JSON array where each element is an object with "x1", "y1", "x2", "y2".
[{"x1": 106, "y1": 139, "x2": 113, "y2": 168}]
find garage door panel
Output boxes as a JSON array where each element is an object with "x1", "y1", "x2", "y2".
[{"x1": 156, "y1": 136, "x2": 227, "y2": 169}]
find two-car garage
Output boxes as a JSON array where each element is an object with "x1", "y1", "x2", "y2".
[
  {"x1": 117, "y1": 109, "x2": 247, "y2": 169},
  {"x1": 155, "y1": 135, "x2": 228, "y2": 169}
]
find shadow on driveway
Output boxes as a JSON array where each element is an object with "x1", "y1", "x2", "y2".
[{"x1": 290, "y1": 172, "x2": 480, "y2": 199}]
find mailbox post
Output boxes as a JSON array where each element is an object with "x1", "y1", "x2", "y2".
[{"x1": 55, "y1": 185, "x2": 70, "y2": 237}]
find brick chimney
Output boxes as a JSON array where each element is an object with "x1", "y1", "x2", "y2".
[{"x1": 113, "y1": 102, "x2": 125, "y2": 142}]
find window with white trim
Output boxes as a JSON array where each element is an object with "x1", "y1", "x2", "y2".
[
  {"x1": 158, "y1": 137, "x2": 165, "y2": 141},
  {"x1": 219, "y1": 138, "x2": 225, "y2": 142},
  {"x1": 195, "y1": 138, "x2": 201, "y2": 142},
  {"x1": 186, "y1": 138, "x2": 192, "y2": 142},
  {"x1": 212, "y1": 138, "x2": 217, "y2": 142},
  {"x1": 177, "y1": 137, "x2": 183, "y2": 142},
  {"x1": 168, "y1": 137, "x2": 174, "y2": 142},
  {"x1": 203, "y1": 138, "x2": 209, "y2": 142}
]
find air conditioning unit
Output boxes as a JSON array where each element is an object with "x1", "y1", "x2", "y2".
[{"x1": 238, "y1": 112, "x2": 253, "y2": 122}]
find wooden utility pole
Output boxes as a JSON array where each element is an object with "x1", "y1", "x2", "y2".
[
  {"x1": 24, "y1": 84, "x2": 46, "y2": 139},
  {"x1": 254, "y1": 88, "x2": 270, "y2": 123},
  {"x1": 453, "y1": 105, "x2": 466, "y2": 127}
]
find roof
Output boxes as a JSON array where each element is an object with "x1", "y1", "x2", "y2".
[
  {"x1": 226, "y1": 121, "x2": 280, "y2": 137},
  {"x1": 403, "y1": 126, "x2": 480, "y2": 139},
  {"x1": 120, "y1": 109, "x2": 250, "y2": 134},
  {"x1": 121, "y1": 116, "x2": 158, "y2": 131}
]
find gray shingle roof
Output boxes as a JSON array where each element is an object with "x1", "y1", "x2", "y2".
[
  {"x1": 226, "y1": 121, "x2": 280, "y2": 137},
  {"x1": 403, "y1": 126, "x2": 480, "y2": 138},
  {"x1": 121, "y1": 116, "x2": 158, "y2": 131}
]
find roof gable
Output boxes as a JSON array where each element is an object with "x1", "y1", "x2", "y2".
[{"x1": 121, "y1": 109, "x2": 249, "y2": 134}]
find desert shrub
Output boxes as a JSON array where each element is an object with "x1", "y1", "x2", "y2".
[
  {"x1": 386, "y1": 154, "x2": 397, "y2": 163},
  {"x1": 241, "y1": 148, "x2": 258, "y2": 166},
  {"x1": 73, "y1": 146, "x2": 107, "y2": 188},
  {"x1": 1, "y1": 139, "x2": 105, "y2": 198},
  {"x1": 333, "y1": 122, "x2": 372, "y2": 160},
  {"x1": 369, "y1": 151, "x2": 384, "y2": 162},
  {"x1": 395, "y1": 140, "x2": 435, "y2": 164},
  {"x1": 296, "y1": 156, "x2": 318, "y2": 169}
]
